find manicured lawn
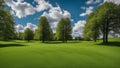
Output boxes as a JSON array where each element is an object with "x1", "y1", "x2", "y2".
[{"x1": 0, "y1": 38, "x2": 120, "y2": 68}]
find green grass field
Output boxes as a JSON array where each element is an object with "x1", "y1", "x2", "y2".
[{"x1": 0, "y1": 38, "x2": 120, "y2": 68}]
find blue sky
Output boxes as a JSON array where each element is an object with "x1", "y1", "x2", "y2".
[
  {"x1": 6, "y1": 0, "x2": 103, "y2": 25},
  {"x1": 4, "y1": 0, "x2": 118, "y2": 37}
]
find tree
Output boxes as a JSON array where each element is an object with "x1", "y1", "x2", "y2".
[
  {"x1": 0, "y1": 9, "x2": 15, "y2": 41},
  {"x1": 56, "y1": 18, "x2": 72, "y2": 42},
  {"x1": 84, "y1": 2, "x2": 120, "y2": 43},
  {"x1": 36, "y1": 16, "x2": 53, "y2": 42},
  {"x1": 23, "y1": 28, "x2": 34, "y2": 42},
  {"x1": 84, "y1": 13, "x2": 96, "y2": 41}
]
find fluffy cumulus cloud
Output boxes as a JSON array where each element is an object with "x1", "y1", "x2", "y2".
[
  {"x1": 104, "y1": 0, "x2": 120, "y2": 4},
  {"x1": 15, "y1": 23, "x2": 37, "y2": 32},
  {"x1": 15, "y1": 24, "x2": 24, "y2": 32},
  {"x1": 5, "y1": 0, "x2": 72, "y2": 21},
  {"x1": 5, "y1": 0, "x2": 36, "y2": 18},
  {"x1": 80, "y1": 6, "x2": 94, "y2": 17},
  {"x1": 86, "y1": 0, "x2": 101, "y2": 5},
  {"x1": 41, "y1": 5, "x2": 71, "y2": 32},
  {"x1": 24, "y1": 23, "x2": 37, "y2": 31},
  {"x1": 72, "y1": 20, "x2": 86, "y2": 38},
  {"x1": 4, "y1": 0, "x2": 52, "y2": 18},
  {"x1": 35, "y1": 0, "x2": 52, "y2": 12}
]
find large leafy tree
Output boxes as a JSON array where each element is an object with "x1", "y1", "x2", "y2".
[
  {"x1": 84, "y1": 12, "x2": 100, "y2": 42},
  {"x1": 84, "y1": 2, "x2": 120, "y2": 43},
  {"x1": 56, "y1": 18, "x2": 72, "y2": 42},
  {"x1": 35, "y1": 16, "x2": 53, "y2": 42},
  {"x1": 0, "y1": 1, "x2": 15, "y2": 40},
  {"x1": 23, "y1": 28, "x2": 34, "y2": 42}
]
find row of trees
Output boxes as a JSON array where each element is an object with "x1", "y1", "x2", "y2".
[
  {"x1": 0, "y1": 0, "x2": 72, "y2": 42},
  {"x1": 21, "y1": 16, "x2": 72, "y2": 42},
  {"x1": 84, "y1": 2, "x2": 120, "y2": 43},
  {"x1": 0, "y1": 1, "x2": 119, "y2": 43}
]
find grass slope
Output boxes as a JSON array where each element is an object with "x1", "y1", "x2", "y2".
[{"x1": 0, "y1": 38, "x2": 120, "y2": 68}]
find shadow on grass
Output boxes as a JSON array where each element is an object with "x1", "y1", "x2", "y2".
[
  {"x1": 97, "y1": 42, "x2": 120, "y2": 47},
  {"x1": 44, "y1": 41, "x2": 80, "y2": 44},
  {"x1": 0, "y1": 44, "x2": 26, "y2": 48},
  {"x1": 44, "y1": 42, "x2": 62, "y2": 44}
]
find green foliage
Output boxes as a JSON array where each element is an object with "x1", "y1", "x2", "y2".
[
  {"x1": 35, "y1": 16, "x2": 53, "y2": 42},
  {"x1": 34, "y1": 29, "x2": 39, "y2": 40},
  {"x1": 0, "y1": 9, "x2": 15, "y2": 41},
  {"x1": 74, "y1": 36, "x2": 83, "y2": 41},
  {"x1": 23, "y1": 28, "x2": 34, "y2": 42},
  {"x1": 16, "y1": 32, "x2": 24, "y2": 40},
  {"x1": 0, "y1": 0, "x2": 4, "y2": 9},
  {"x1": 0, "y1": 0, "x2": 15, "y2": 40},
  {"x1": 56, "y1": 18, "x2": 72, "y2": 42},
  {"x1": 84, "y1": 2, "x2": 120, "y2": 43}
]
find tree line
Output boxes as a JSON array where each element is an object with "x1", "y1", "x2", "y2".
[
  {"x1": 18, "y1": 16, "x2": 72, "y2": 42},
  {"x1": 0, "y1": 1, "x2": 120, "y2": 43}
]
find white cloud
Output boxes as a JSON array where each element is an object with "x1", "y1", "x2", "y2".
[
  {"x1": 4, "y1": 0, "x2": 52, "y2": 18},
  {"x1": 5, "y1": 0, "x2": 72, "y2": 21},
  {"x1": 5, "y1": 0, "x2": 36, "y2": 18},
  {"x1": 72, "y1": 20, "x2": 86, "y2": 37},
  {"x1": 81, "y1": 6, "x2": 86, "y2": 10},
  {"x1": 104, "y1": 0, "x2": 120, "y2": 4},
  {"x1": 80, "y1": 6, "x2": 94, "y2": 17},
  {"x1": 41, "y1": 5, "x2": 71, "y2": 32},
  {"x1": 15, "y1": 24, "x2": 24, "y2": 32},
  {"x1": 86, "y1": 0, "x2": 101, "y2": 5},
  {"x1": 24, "y1": 23, "x2": 38, "y2": 31},
  {"x1": 10, "y1": 10, "x2": 15, "y2": 15},
  {"x1": 35, "y1": 0, "x2": 52, "y2": 12},
  {"x1": 80, "y1": 13, "x2": 87, "y2": 17},
  {"x1": 15, "y1": 23, "x2": 37, "y2": 32}
]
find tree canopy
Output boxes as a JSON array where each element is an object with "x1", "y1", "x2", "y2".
[
  {"x1": 84, "y1": 2, "x2": 120, "y2": 43},
  {"x1": 35, "y1": 16, "x2": 53, "y2": 42},
  {"x1": 0, "y1": 2, "x2": 15, "y2": 41},
  {"x1": 56, "y1": 18, "x2": 72, "y2": 42},
  {"x1": 23, "y1": 28, "x2": 34, "y2": 42}
]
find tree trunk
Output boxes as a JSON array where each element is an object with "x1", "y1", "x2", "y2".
[
  {"x1": 42, "y1": 39, "x2": 45, "y2": 43},
  {"x1": 94, "y1": 39, "x2": 97, "y2": 42},
  {"x1": 62, "y1": 40, "x2": 64, "y2": 43},
  {"x1": 105, "y1": 18, "x2": 109, "y2": 43},
  {"x1": 28, "y1": 40, "x2": 29, "y2": 42},
  {"x1": 103, "y1": 33, "x2": 106, "y2": 43},
  {"x1": 105, "y1": 34, "x2": 108, "y2": 43},
  {"x1": 103, "y1": 23, "x2": 106, "y2": 43},
  {"x1": 105, "y1": 25, "x2": 108, "y2": 43},
  {"x1": 66, "y1": 40, "x2": 67, "y2": 43}
]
